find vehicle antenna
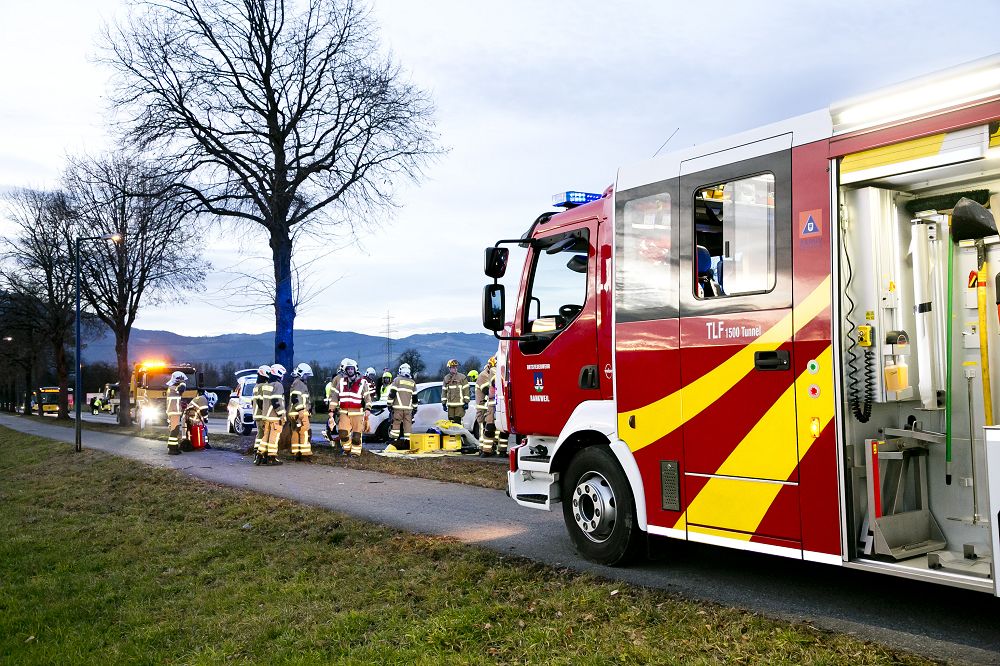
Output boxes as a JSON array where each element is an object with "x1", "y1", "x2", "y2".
[{"x1": 652, "y1": 127, "x2": 680, "y2": 158}]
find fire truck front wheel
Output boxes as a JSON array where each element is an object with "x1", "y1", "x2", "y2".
[{"x1": 561, "y1": 446, "x2": 644, "y2": 566}]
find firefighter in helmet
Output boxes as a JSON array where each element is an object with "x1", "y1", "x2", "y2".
[
  {"x1": 476, "y1": 357, "x2": 498, "y2": 456},
  {"x1": 324, "y1": 364, "x2": 344, "y2": 442},
  {"x1": 288, "y1": 362, "x2": 314, "y2": 460},
  {"x1": 166, "y1": 370, "x2": 188, "y2": 455},
  {"x1": 182, "y1": 390, "x2": 216, "y2": 448},
  {"x1": 385, "y1": 362, "x2": 418, "y2": 448},
  {"x1": 252, "y1": 365, "x2": 271, "y2": 463},
  {"x1": 441, "y1": 359, "x2": 469, "y2": 425},
  {"x1": 258, "y1": 363, "x2": 287, "y2": 465},
  {"x1": 328, "y1": 358, "x2": 371, "y2": 456},
  {"x1": 379, "y1": 370, "x2": 393, "y2": 400}
]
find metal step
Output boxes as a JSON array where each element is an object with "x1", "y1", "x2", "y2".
[
  {"x1": 521, "y1": 455, "x2": 551, "y2": 463},
  {"x1": 516, "y1": 493, "x2": 547, "y2": 504}
]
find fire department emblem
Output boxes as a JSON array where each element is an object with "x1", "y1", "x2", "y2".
[{"x1": 534, "y1": 372, "x2": 544, "y2": 392}]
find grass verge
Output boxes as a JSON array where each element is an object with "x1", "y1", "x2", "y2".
[{"x1": 0, "y1": 425, "x2": 928, "y2": 664}]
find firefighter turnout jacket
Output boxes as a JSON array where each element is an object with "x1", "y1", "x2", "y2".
[
  {"x1": 475, "y1": 366, "x2": 495, "y2": 420},
  {"x1": 385, "y1": 376, "x2": 417, "y2": 412},
  {"x1": 442, "y1": 372, "x2": 469, "y2": 408},
  {"x1": 166, "y1": 383, "x2": 183, "y2": 419},
  {"x1": 288, "y1": 377, "x2": 311, "y2": 417},
  {"x1": 328, "y1": 375, "x2": 371, "y2": 415},
  {"x1": 186, "y1": 394, "x2": 210, "y2": 421},
  {"x1": 264, "y1": 379, "x2": 285, "y2": 421}
]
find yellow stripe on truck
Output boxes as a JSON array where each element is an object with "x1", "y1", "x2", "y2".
[
  {"x1": 674, "y1": 345, "x2": 835, "y2": 537},
  {"x1": 619, "y1": 276, "x2": 831, "y2": 453}
]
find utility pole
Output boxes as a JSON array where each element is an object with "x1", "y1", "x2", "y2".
[{"x1": 384, "y1": 310, "x2": 396, "y2": 370}]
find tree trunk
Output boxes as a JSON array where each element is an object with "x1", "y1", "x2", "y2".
[
  {"x1": 23, "y1": 364, "x2": 32, "y2": 415},
  {"x1": 270, "y1": 227, "x2": 295, "y2": 369},
  {"x1": 115, "y1": 330, "x2": 132, "y2": 426},
  {"x1": 54, "y1": 340, "x2": 70, "y2": 420}
]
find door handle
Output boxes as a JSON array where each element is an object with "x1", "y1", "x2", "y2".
[
  {"x1": 579, "y1": 365, "x2": 599, "y2": 389},
  {"x1": 754, "y1": 350, "x2": 790, "y2": 371}
]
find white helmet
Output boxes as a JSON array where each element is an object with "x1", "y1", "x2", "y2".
[
  {"x1": 399, "y1": 363, "x2": 411, "y2": 377},
  {"x1": 257, "y1": 364, "x2": 271, "y2": 377},
  {"x1": 365, "y1": 366, "x2": 376, "y2": 377},
  {"x1": 205, "y1": 392, "x2": 218, "y2": 410},
  {"x1": 341, "y1": 357, "x2": 358, "y2": 377},
  {"x1": 270, "y1": 363, "x2": 287, "y2": 380},
  {"x1": 167, "y1": 371, "x2": 188, "y2": 386},
  {"x1": 293, "y1": 362, "x2": 313, "y2": 378}
]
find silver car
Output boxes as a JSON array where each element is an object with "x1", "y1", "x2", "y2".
[
  {"x1": 367, "y1": 380, "x2": 479, "y2": 440},
  {"x1": 227, "y1": 369, "x2": 258, "y2": 435}
]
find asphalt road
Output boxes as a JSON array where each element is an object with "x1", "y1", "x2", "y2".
[
  {"x1": 4, "y1": 413, "x2": 1000, "y2": 664},
  {"x1": 81, "y1": 410, "x2": 363, "y2": 445}
]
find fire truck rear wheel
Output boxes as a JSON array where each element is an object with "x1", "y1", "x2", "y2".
[{"x1": 562, "y1": 446, "x2": 643, "y2": 566}]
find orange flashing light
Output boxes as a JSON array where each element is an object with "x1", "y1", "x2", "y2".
[
  {"x1": 140, "y1": 360, "x2": 167, "y2": 369},
  {"x1": 809, "y1": 417, "x2": 821, "y2": 439}
]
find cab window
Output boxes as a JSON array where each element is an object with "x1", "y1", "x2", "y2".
[
  {"x1": 616, "y1": 189, "x2": 674, "y2": 321},
  {"x1": 523, "y1": 230, "x2": 590, "y2": 336},
  {"x1": 694, "y1": 173, "x2": 775, "y2": 299}
]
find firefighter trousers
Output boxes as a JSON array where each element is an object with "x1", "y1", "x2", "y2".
[
  {"x1": 265, "y1": 417, "x2": 284, "y2": 456},
  {"x1": 167, "y1": 413, "x2": 181, "y2": 452},
  {"x1": 254, "y1": 418, "x2": 266, "y2": 454},
  {"x1": 479, "y1": 423, "x2": 498, "y2": 454},
  {"x1": 337, "y1": 411, "x2": 364, "y2": 456},
  {"x1": 289, "y1": 412, "x2": 312, "y2": 456},
  {"x1": 389, "y1": 409, "x2": 412, "y2": 440},
  {"x1": 447, "y1": 405, "x2": 465, "y2": 424}
]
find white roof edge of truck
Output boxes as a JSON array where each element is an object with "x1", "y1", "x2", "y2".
[{"x1": 616, "y1": 52, "x2": 1000, "y2": 193}]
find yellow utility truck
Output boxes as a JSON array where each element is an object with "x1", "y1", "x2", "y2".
[{"x1": 130, "y1": 360, "x2": 201, "y2": 428}]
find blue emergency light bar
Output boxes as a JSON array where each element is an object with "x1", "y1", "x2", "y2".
[{"x1": 552, "y1": 191, "x2": 602, "y2": 208}]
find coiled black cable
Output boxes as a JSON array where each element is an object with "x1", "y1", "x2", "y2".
[{"x1": 842, "y1": 207, "x2": 873, "y2": 423}]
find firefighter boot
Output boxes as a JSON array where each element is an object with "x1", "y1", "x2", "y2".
[
  {"x1": 168, "y1": 426, "x2": 182, "y2": 455},
  {"x1": 268, "y1": 455, "x2": 283, "y2": 465}
]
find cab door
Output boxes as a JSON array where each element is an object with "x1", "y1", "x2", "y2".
[
  {"x1": 677, "y1": 141, "x2": 803, "y2": 546},
  {"x1": 509, "y1": 219, "x2": 600, "y2": 436}
]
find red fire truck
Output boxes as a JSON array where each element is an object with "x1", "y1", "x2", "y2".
[{"x1": 484, "y1": 54, "x2": 1000, "y2": 593}]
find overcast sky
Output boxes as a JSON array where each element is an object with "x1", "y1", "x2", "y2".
[{"x1": 2, "y1": 0, "x2": 1000, "y2": 338}]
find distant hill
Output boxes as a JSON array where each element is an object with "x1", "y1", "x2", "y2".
[{"x1": 84, "y1": 328, "x2": 499, "y2": 375}]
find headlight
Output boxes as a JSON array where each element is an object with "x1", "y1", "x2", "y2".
[{"x1": 141, "y1": 406, "x2": 161, "y2": 419}]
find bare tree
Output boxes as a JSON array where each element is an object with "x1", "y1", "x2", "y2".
[
  {"x1": 394, "y1": 348, "x2": 425, "y2": 380},
  {"x1": 102, "y1": 0, "x2": 441, "y2": 369},
  {"x1": 0, "y1": 290, "x2": 49, "y2": 414},
  {"x1": 65, "y1": 154, "x2": 207, "y2": 425},
  {"x1": 0, "y1": 190, "x2": 78, "y2": 419}
]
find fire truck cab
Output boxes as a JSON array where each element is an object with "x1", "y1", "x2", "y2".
[{"x1": 486, "y1": 54, "x2": 1000, "y2": 593}]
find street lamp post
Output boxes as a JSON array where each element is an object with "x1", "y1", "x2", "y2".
[{"x1": 75, "y1": 233, "x2": 122, "y2": 453}]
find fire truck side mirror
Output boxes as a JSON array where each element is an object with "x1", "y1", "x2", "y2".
[
  {"x1": 483, "y1": 284, "x2": 505, "y2": 332},
  {"x1": 484, "y1": 247, "x2": 509, "y2": 279}
]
